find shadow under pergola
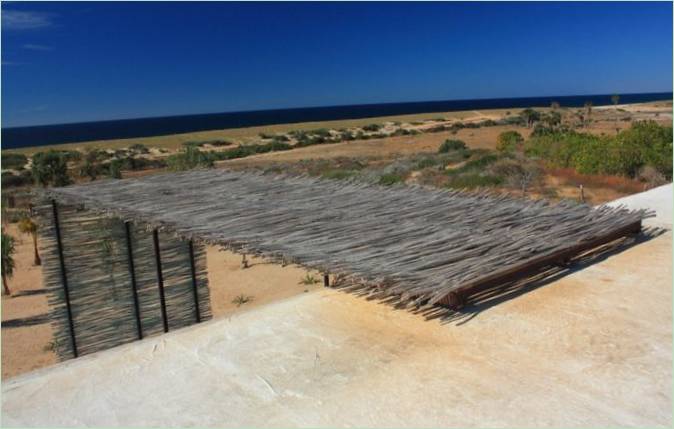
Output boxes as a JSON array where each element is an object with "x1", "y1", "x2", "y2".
[{"x1": 333, "y1": 226, "x2": 666, "y2": 326}]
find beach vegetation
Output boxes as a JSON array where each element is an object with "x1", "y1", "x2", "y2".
[
  {"x1": 496, "y1": 131, "x2": 524, "y2": 153},
  {"x1": 299, "y1": 274, "x2": 320, "y2": 285},
  {"x1": 231, "y1": 294, "x2": 253, "y2": 307},
  {"x1": 378, "y1": 173, "x2": 405, "y2": 186},
  {"x1": 166, "y1": 146, "x2": 215, "y2": 171},
  {"x1": 2, "y1": 230, "x2": 16, "y2": 296},
  {"x1": 1, "y1": 153, "x2": 28, "y2": 170},
  {"x1": 362, "y1": 123, "x2": 382, "y2": 132},
  {"x1": 520, "y1": 108, "x2": 541, "y2": 127},
  {"x1": 17, "y1": 215, "x2": 40, "y2": 266},
  {"x1": 2, "y1": 171, "x2": 33, "y2": 188},
  {"x1": 129, "y1": 143, "x2": 150, "y2": 154},
  {"x1": 438, "y1": 139, "x2": 467, "y2": 153},
  {"x1": 526, "y1": 120, "x2": 672, "y2": 179},
  {"x1": 31, "y1": 150, "x2": 72, "y2": 187}
]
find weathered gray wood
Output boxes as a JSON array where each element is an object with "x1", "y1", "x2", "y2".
[
  {"x1": 36, "y1": 199, "x2": 212, "y2": 360},
  {"x1": 39, "y1": 169, "x2": 650, "y2": 313}
]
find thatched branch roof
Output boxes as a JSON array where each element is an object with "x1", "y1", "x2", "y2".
[{"x1": 41, "y1": 169, "x2": 649, "y2": 307}]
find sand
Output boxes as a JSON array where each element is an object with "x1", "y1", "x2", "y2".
[
  {"x1": 0, "y1": 224, "x2": 57, "y2": 378},
  {"x1": 1, "y1": 230, "x2": 320, "y2": 379}
]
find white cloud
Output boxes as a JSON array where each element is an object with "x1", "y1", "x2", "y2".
[
  {"x1": 2, "y1": 10, "x2": 53, "y2": 30},
  {"x1": 23, "y1": 43, "x2": 52, "y2": 51}
]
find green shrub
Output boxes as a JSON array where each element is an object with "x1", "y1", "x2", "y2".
[
  {"x1": 166, "y1": 146, "x2": 215, "y2": 171},
  {"x1": 129, "y1": 143, "x2": 150, "y2": 154},
  {"x1": 446, "y1": 173, "x2": 503, "y2": 189},
  {"x1": 31, "y1": 150, "x2": 72, "y2": 187},
  {"x1": 617, "y1": 120, "x2": 672, "y2": 178},
  {"x1": 209, "y1": 139, "x2": 233, "y2": 147},
  {"x1": 438, "y1": 139, "x2": 467, "y2": 153},
  {"x1": 1, "y1": 153, "x2": 28, "y2": 170},
  {"x1": 525, "y1": 122, "x2": 672, "y2": 179},
  {"x1": 340, "y1": 130, "x2": 355, "y2": 141},
  {"x1": 378, "y1": 173, "x2": 405, "y2": 186},
  {"x1": 427, "y1": 125, "x2": 448, "y2": 133},
  {"x1": 108, "y1": 159, "x2": 123, "y2": 179},
  {"x1": 211, "y1": 141, "x2": 293, "y2": 161},
  {"x1": 311, "y1": 128, "x2": 332, "y2": 137},
  {"x1": 362, "y1": 124, "x2": 382, "y2": 132},
  {"x1": 119, "y1": 156, "x2": 167, "y2": 171},
  {"x1": 1, "y1": 171, "x2": 32, "y2": 188},
  {"x1": 496, "y1": 131, "x2": 524, "y2": 153},
  {"x1": 321, "y1": 169, "x2": 356, "y2": 180}
]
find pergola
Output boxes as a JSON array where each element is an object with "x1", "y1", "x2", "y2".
[{"x1": 37, "y1": 169, "x2": 648, "y2": 359}]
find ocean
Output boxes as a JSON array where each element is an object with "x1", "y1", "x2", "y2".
[{"x1": 2, "y1": 92, "x2": 671, "y2": 150}]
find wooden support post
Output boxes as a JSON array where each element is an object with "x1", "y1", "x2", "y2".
[
  {"x1": 188, "y1": 240, "x2": 202, "y2": 323},
  {"x1": 51, "y1": 200, "x2": 78, "y2": 358},
  {"x1": 324, "y1": 273, "x2": 330, "y2": 288},
  {"x1": 152, "y1": 229, "x2": 169, "y2": 333},
  {"x1": 437, "y1": 220, "x2": 642, "y2": 309},
  {"x1": 124, "y1": 222, "x2": 143, "y2": 340}
]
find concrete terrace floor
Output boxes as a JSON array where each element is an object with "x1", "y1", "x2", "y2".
[{"x1": 2, "y1": 186, "x2": 672, "y2": 428}]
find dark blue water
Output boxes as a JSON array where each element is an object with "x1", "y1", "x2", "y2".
[{"x1": 2, "y1": 92, "x2": 671, "y2": 149}]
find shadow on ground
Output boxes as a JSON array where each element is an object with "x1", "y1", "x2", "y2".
[
  {"x1": 334, "y1": 227, "x2": 665, "y2": 325},
  {"x1": 2, "y1": 313, "x2": 50, "y2": 328},
  {"x1": 11, "y1": 289, "x2": 47, "y2": 298}
]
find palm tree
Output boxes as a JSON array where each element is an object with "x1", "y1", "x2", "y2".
[
  {"x1": 520, "y1": 108, "x2": 540, "y2": 128},
  {"x1": 584, "y1": 101, "x2": 593, "y2": 125},
  {"x1": 2, "y1": 230, "x2": 16, "y2": 296},
  {"x1": 611, "y1": 94, "x2": 620, "y2": 108},
  {"x1": 18, "y1": 216, "x2": 40, "y2": 266}
]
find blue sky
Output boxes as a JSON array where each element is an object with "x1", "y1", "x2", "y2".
[{"x1": 2, "y1": 1, "x2": 672, "y2": 127}]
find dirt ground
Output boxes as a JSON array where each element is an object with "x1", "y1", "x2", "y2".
[
  {"x1": 206, "y1": 247, "x2": 323, "y2": 318},
  {"x1": 223, "y1": 125, "x2": 532, "y2": 168},
  {"x1": 0, "y1": 224, "x2": 57, "y2": 378},
  {"x1": 1, "y1": 227, "x2": 319, "y2": 379}
]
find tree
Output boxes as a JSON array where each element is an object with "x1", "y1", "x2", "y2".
[
  {"x1": 543, "y1": 111, "x2": 562, "y2": 130},
  {"x1": 584, "y1": 101, "x2": 593, "y2": 124},
  {"x1": 611, "y1": 94, "x2": 620, "y2": 108},
  {"x1": 18, "y1": 215, "x2": 40, "y2": 266},
  {"x1": 2, "y1": 230, "x2": 16, "y2": 296},
  {"x1": 32, "y1": 150, "x2": 72, "y2": 187},
  {"x1": 109, "y1": 159, "x2": 123, "y2": 179},
  {"x1": 520, "y1": 108, "x2": 541, "y2": 128},
  {"x1": 79, "y1": 148, "x2": 103, "y2": 181},
  {"x1": 489, "y1": 156, "x2": 542, "y2": 197}
]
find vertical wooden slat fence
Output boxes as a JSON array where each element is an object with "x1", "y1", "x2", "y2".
[{"x1": 36, "y1": 199, "x2": 212, "y2": 361}]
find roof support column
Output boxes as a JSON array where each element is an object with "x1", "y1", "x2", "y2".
[
  {"x1": 51, "y1": 199, "x2": 78, "y2": 358},
  {"x1": 152, "y1": 229, "x2": 169, "y2": 333}
]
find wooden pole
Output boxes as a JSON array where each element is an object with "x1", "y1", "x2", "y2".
[
  {"x1": 323, "y1": 273, "x2": 330, "y2": 288},
  {"x1": 51, "y1": 200, "x2": 78, "y2": 358},
  {"x1": 124, "y1": 222, "x2": 143, "y2": 340},
  {"x1": 152, "y1": 229, "x2": 169, "y2": 333},
  {"x1": 188, "y1": 240, "x2": 202, "y2": 323}
]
